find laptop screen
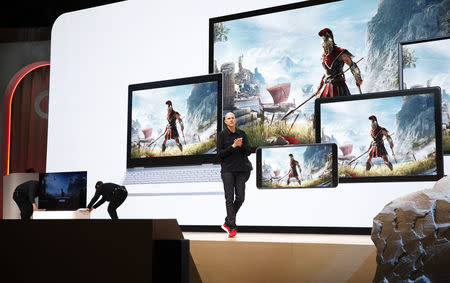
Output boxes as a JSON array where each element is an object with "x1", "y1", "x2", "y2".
[{"x1": 127, "y1": 74, "x2": 222, "y2": 168}]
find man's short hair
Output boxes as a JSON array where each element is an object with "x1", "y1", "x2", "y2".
[
  {"x1": 224, "y1": 112, "x2": 235, "y2": 120},
  {"x1": 95, "y1": 181, "x2": 103, "y2": 188}
]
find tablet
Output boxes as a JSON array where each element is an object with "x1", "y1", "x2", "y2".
[{"x1": 256, "y1": 143, "x2": 338, "y2": 189}]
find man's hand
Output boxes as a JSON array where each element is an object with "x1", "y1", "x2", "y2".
[
  {"x1": 80, "y1": 208, "x2": 93, "y2": 213},
  {"x1": 32, "y1": 203, "x2": 39, "y2": 211},
  {"x1": 356, "y1": 79, "x2": 363, "y2": 87},
  {"x1": 232, "y1": 138, "x2": 243, "y2": 148}
]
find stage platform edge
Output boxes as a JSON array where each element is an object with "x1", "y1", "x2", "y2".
[{"x1": 183, "y1": 232, "x2": 376, "y2": 283}]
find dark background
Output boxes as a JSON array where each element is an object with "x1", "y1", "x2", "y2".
[
  {"x1": 0, "y1": 1, "x2": 123, "y2": 28},
  {"x1": 0, "y1": 1, "x2": 123, "y2": 41}
]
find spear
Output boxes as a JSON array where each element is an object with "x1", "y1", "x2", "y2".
[
  {"x1": 281, "y1": 57, "x2": 364, "y2": 121},
  {"x1": 348, "y1": 144, "x2": 372, "y2": 165}
]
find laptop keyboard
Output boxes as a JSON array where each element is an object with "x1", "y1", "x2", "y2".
[{"x1": 122, "y1": 164, "x2": 222, "y2": 185}]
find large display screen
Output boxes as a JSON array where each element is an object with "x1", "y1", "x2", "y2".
[
  {"x1": 315, "y1": 87, "x2": 444, "y2": 183},
  {"x1": 399, "y1": 36, "x2": 450, "y2": 153},
  {"x1": 209, "y1": 0, "x2": 448, "y2": 151},
  {"x1": 127, "y1": 74, "x2": 222, "y2": 167},
  {"x1": 256, "y1": 143, "x2": 338, "y2": 189},
  {"x1": 38, "y1": 171, "x2": 87, "y2": 211}
]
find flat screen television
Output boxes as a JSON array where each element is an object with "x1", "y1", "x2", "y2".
[
  {"x1": 398, "y1": 36, "x2": 450, "y2": 154},
  {"x1": 127, "y1": 73, "x2": 222, "y2": 168},
  {"x1": 209, "y1": 0, "x2": 448, "y2": 152},
  {"x1": 38, "y1": 171, "x2": 87, "y2": 210},
  {"x1": 315, "y1": 87, "x2": 443, "y2": 183}
]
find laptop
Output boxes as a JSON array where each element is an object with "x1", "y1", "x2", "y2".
[{"x1": 122, "y1": 73, "x2": 223, "y2": 185}]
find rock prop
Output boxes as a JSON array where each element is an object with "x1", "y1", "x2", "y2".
[{"x1": 371, "y1": 176, "x2": 450, "y2": 282}]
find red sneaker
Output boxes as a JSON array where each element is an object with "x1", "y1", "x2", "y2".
[
  {"x1": 229, "y1": 228, "x2": 237, "y2": 238},
  {"x1": 221, "y1": 224, "x2": 231, "y2": 236}
]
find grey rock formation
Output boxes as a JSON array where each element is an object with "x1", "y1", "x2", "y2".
[
  {"x1": 371, "y1": 176, "x2": 450, "y2": 283},
  {"x1": 303, "y1": 145, "x2": 329, "y2": 176},
  {"x1": 394, "y1": 94, "x2": 435, "y2": 155},
  {"x1": 185, "y1": 82, "x2": 218, "y2": 140}
]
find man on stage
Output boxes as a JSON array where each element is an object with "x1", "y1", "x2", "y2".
[
  {"x1": 12, "y1": 180, "x2": 40, "y2": 220},
  {"x1": 82, "y1": 181, "x2": 128, "y2": 219},
  {"x1": 217, "y1": 112, "x2": 252, "y2": 238}
]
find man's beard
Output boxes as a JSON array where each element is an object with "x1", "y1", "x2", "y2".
[{"x1": 322, "y1": 37, "x2": 334, "y2": 55}]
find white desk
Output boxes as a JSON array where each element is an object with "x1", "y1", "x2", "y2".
[{"x1": 32, "y1": 210, "x2": 90, "y2": 219}]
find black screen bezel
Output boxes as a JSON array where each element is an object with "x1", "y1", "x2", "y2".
[
  {"x1": 209, "y1": 0, "x2": 341, "y2": 153},
  {"x1": 314, "y1": 87, "x2": 444, "y2": 183},
  {"x1": 398, "y1": 36, "x2": 450, "y2": 154},
  {"x1": 256, "y1": 143, "x2": 338, "y2": 189},
  {"x1": 38, "y1": 171, "x2": 87, "y2": 211},
  {"x1": 126, "y1": 73, "x2": 223, "y2": 168}
]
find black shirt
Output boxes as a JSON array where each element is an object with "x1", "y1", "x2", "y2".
[
  {"x1": 87, "y1": 183, "x2": 124, "y2": 209},
  {"x1": 15, "y1": 180, "x2": 39, "y2": 204},
  {"x1": 217, "y1": 127, "x2": 252, "y2": 172}
]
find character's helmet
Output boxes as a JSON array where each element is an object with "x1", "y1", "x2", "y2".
[
  {"x1": 166, "y1": 100, "x2": 172, "y2": 106},
  {"x1": 289, "y1": 153, "x2": 293, "y2": 157},
  {"x1": 318, "y1": 28, "x2": 333, "y2": 39},
  {"x1": 368, "y1": 115, "x2": 377, "y2": 122}
]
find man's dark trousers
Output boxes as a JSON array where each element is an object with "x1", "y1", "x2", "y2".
[
  {"x1": 107, "y1": 187, "x2": 128, "y2": 219},
  {"x1": 221, "y1": 171, "x2": 250, "y2": 229},
  {"x1": 13, "y1": 190, "x2": 33, "y2": 220}
]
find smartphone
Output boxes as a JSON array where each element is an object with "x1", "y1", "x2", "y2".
[{"x1": 256, "y1": 143, "x2": 338, "y2": 189}]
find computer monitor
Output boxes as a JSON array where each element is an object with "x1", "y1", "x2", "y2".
[
  {"x1": 127, "y1": 73, "x2": 222, "y2": 168},
  {"x1": 399, "y1": 36, "x2": 450, "y2": 153},
  {"x1": 209, "y1": 0, "x2": 448, "y2": 152},
  {"x1": 38, "y1": 171, "x2": 87, "y2": 210},
  {"x1": 315, "y1": 87, "x2": 443, "y2": 183}
]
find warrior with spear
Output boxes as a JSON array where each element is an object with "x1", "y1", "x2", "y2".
[
  {"x1": 365, "y1": 115, "x2": 394, "y2": 171},
  {"x1": 287, "y1": 153, "x2": 302, "y2": 185},
  {"x1": 282, "y1": 28, "x2": 363, "y2": 121},
  {"x1": 162, "y1": 100, "x2": 184, "y2": 152},
  {"x1": 316, "y1": 27, "x2": 362, "y2": 97}
]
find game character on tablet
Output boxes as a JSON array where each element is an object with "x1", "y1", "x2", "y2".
[
  {"x1": 162, "y1": 100, "x2": 184, "y2": 152},
  {"x1": 366, "y1": 115, "x2": 394, "y2": 171},
  {"x1": 316, "y1": 28, "x2": 362, "y2": 97},
  {"x1": 287, "y1": 153, "x2": 302, "y2": 185}
]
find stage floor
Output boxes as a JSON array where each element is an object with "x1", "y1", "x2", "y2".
[
  {"x1": 183, "y1": 231, "x2": 373, "y2": 245},
  {"x1": 183, "y1": 232, "x2": 376, "y2": 283}
]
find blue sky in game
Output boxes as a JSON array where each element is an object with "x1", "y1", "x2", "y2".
[
  {"x1": 402, "y1": 38, "x2": 450, "y2": 92},
  {"x1": 132, "y1": 84, "x2": 191, "y2": 137},
  {"x1": 320, "y1": 95, "x2": 403, "y2": 153},
  {"x1": 214, "y1": 0, "x2": 378, "y2": 104},
  {"x1": 263, "y1": 146, "x2": 307, "y2": 174},
  {"x1": 262, "y1": 145, "x2": 330, "y2": 175}
]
